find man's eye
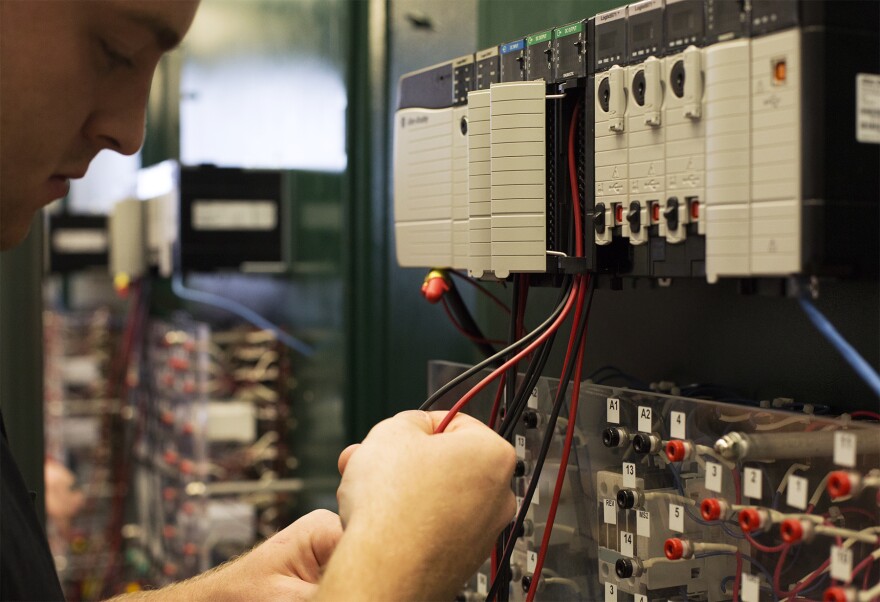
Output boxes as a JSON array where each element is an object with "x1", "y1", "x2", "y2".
[{"x1": 100, "y1": 39, "x2": 135, "y2": 69}]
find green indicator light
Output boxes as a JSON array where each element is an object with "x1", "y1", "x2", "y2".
[
  {"x1": 527, "y1": 30, "x2": 553, "y2": 46},
  {"x1": 554, "y1": 22, "x2": 584, "y2": 39}
]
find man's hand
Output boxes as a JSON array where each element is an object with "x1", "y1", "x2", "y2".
[
  {"x1": 108, "y1": 509, "x2": 342, "y2": 602},
  {"x1": 318, "y1": 410, "x2": 516, "y2": 602}
]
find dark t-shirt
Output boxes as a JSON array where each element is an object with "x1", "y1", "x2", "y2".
[{"x1": 1, "y1": 414, "x2": 65, "y2": 601}]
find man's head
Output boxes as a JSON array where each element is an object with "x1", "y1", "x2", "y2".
[{"x1": 0, "y1": 0, "x2": 199, "y2": 250}]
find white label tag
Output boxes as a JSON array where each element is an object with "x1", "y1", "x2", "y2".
[
  {"x1": 620, "y1": 530, "x2": 634, "y2": 557},
  {"x1": 604, "y1": 498, "x2": 618, "y2": 525},
  {"x1": 477, "y1": 573, "x2": 488, "y2": 595},
  {"x1": 705, "y1": 461, "x2": 723, "y2": 493},
  {"x1": 638, "y1": 406, "x2": 652, "y2": 433},
  {"x1": 528, "y1": 387, "x2": 539, "y2": 409},
  {"x1": 670, "y1": 411, "x2": 686, "y2": 439},
  {"x1": 741, "y1": 573, "x2": 760, "y2": 602},
  {"x1": 834, "y1": 432, "x2": 857, "y2": 468},
  {"x1": 607, "y1": 397, "x2": 620, "y2": 423},
  {"x1": 527, "y1": 550, "x2": 537, "y2": 573},
  {"x1": 856, "y1": 73, "x2": 880, "y2": 144},
  {"x1": 787, "y1": 475, "x2": 808, "y2": 510},
  {"x1": 622, "y1": 462, "x2": 636, "y2": 488},
  {"x1": 192, "y1": 200, "x2": 278, "y2": 231},
  {"x1": 515, "y1": 435, "x2": 526, "y2": 460},
  {"x1": 669, "y1": 503, "x2": 684, "y2": 532},
  {"x1": 744, "y1": 467, "x2": 762, "y2": 500},
  {"x1": 637, "y1": 510, "x2": 650, "y2": 537},
  {"x1": 605, "y1": 581, "x2": 617, "y2": 602},
  {"x1": 52, "y1": 229, "x2": 109, "y2": 254},
  {"x1": 831, "y1": 545, "x2": 853, "y2": 582},
  {"x1": 635, "y1": 595, "x2": 647, "y2": 602}
]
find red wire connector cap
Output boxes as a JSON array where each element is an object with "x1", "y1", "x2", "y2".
[
  {"x1": 700, "y1": 498, "x2": 723, "y2": 521},
  {"x1": 420, "y1": 270, "x2": 450, "y2": 304},
  {"x1": 738, "y1": 508, "x2": 765, "y2": 533},
  {"x1": 780, "y1": 518, "x2": 804, "y2": 543},
  {"x1": 664, "y1": 537, "x2": 685, "y2": 560},
  {"x1": 665, "y1": 440, "x2": 689, "y2": 462},
  {"x1": 823, "y1": 586, "x2": 852, "y2": 602},
  {"x1": 827, "y1": 471, "x2": 853, "y2": 498}
]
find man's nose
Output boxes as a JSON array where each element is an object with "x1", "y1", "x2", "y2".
[{"x1": 82, "y1": 78, "x2": 151, "y2": 156}]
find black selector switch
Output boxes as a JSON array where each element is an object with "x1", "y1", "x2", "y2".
[
  {"x1": 594, "y1": 202, "x2": 607, "y2": 234},
  {"x1": 627, "y1": 201, "x2": 641, "y2": 233},
  {"x1": 664, "y1": 197, "x2": 680, "y2": 231},
  {"x1": 615, "y1": 558, "x2": 635, "y2": 579}
]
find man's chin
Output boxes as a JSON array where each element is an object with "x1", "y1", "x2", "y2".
[{"x1": 0, "y1": 215, "x2": 35, "y2": 251}]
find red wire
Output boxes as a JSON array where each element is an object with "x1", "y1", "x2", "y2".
[
  {"x1": 731, "y1": 468, "x2": 742, "y2": 602},
  {"x1": 447, "y1": 269, "x2": 512, "y2": 314},
  {"x1": 440, "y1": 297, "x2": 506, "y2": 346},
  {"x1": 526, "y1": 102, "x2": 586, "y2": 601},
  {"x1": 744, "y1": 530, "x2": 787, "y2": 554},
  {"x1": 434, "y1": 280, "x2": 581, "y2": 433},
  {"x1": 526, "y1": 277, "x2": 588, "y2": 602},
  {"x1": 850, "y1": 410, "x2": 880, "y2": 421}
]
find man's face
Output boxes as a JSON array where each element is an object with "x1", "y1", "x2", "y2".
[{"x1": 0, "y1": 0, "x2": 199, "y2": 250}]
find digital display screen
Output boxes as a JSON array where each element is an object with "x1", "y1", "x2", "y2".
[
  {"x1": 599, "y1": 30, "x2": 617, "y2": 52},
  {"x1": 633, "y1": 21, "x2": 654, "y2": 44}
]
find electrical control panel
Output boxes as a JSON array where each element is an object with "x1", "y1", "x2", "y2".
[
  {"x1": 428, "y1": 362, "x2": 880, "y2": 602},
  {"x1": 392, "y1": 0, "x2": 879, "y2": 283},
  {"x1": 178, "y1": 166, "x2": 290, "y2": 273}
]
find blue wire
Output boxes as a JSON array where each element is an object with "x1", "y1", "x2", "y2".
[
  {"x1": 668, "y1": 462, "x2": 744, "y2": 539},
  {"x1": 698, "y1": 552, "x2": 779, "y2": 602},
  {"x1": 171, "y1": 274, "x2": 315, "y2": 356},
  {"x1": 798, "y1": 296, "x2": 880, "y2": 400}
]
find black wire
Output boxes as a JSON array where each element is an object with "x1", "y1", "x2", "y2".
[
  {"x1": 498, "y1": 336, "x2": 556, "y2": 441},
  {"x1": 444, "y1": 277, "x2": 499, "y2": 360},
  {"x1": 506, "y1": 277, "x2": 521, "y2": 413},
  {"x1": 419, "y1": 277, "x2": 572, "y2": 412},
  {"x1": 486, "y1": 277, "x2": 595, "y2": 602}
]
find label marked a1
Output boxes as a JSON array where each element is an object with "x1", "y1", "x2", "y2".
[{"x1": 607, "y1": 397, "x2": 620, "y2": 423}]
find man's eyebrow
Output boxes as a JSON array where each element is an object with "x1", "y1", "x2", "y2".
[{"x1": 124, "y1": 12, "x2": 183, "y2": 51}]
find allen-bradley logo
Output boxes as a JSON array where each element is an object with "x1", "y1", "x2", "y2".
[{"x1": 402, "y1": 115, "x2": 429, "y2": 128}]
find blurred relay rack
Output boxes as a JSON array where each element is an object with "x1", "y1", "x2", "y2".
[
  {"x1": 393, "y1": 0, "x2": 880, "y2": 284},
  {"x1": 427, "y1": 362, "x2": 880, "y2": 602},
  {"x1": 124, "y1": 316, "x2": 300, "y2": 587}
]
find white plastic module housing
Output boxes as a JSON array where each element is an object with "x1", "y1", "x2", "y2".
[
  {"x1": 626, "y1": 56, "x2": 665, "y2": 246},
  {"x1": 452, "y1": 105, "x2": 470, "y2": 270},
  {"x1": 595, "y1": 67, "x2": 629, "y2": 246},
  {"x1": 489, "y1": 81, "x2": 547, "y2": 278},
  {"x1": 393, "y1": 107, "x2": 454, "y2": 267},
  {"x1": 704, "y1": 39, "x2": 751, "y2": 283},
  {"x1": 663, "y1": 46, "x2": 705, "y2": 244},
  {"x1": 749, "y1": 29, "x2": 801, "y2": 276},
  {"x1": 467, "y1": 89, "x2": 493, "y2": 278}
]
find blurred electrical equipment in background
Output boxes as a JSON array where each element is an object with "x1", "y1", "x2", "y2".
[
  {"x1": 397, "y1": 0, "x2": 880, "y2": 600},
  {"x1": 44, "y1": 309, "x2": 121, "y2": 601}
]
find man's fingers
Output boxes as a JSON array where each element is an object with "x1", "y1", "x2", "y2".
[
  {"x1": 427, "y1": 410, "x2": 490, "y2": 434},
  {"x1": 337, "y1": 444, "x2": 360, "y2": 475}
]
